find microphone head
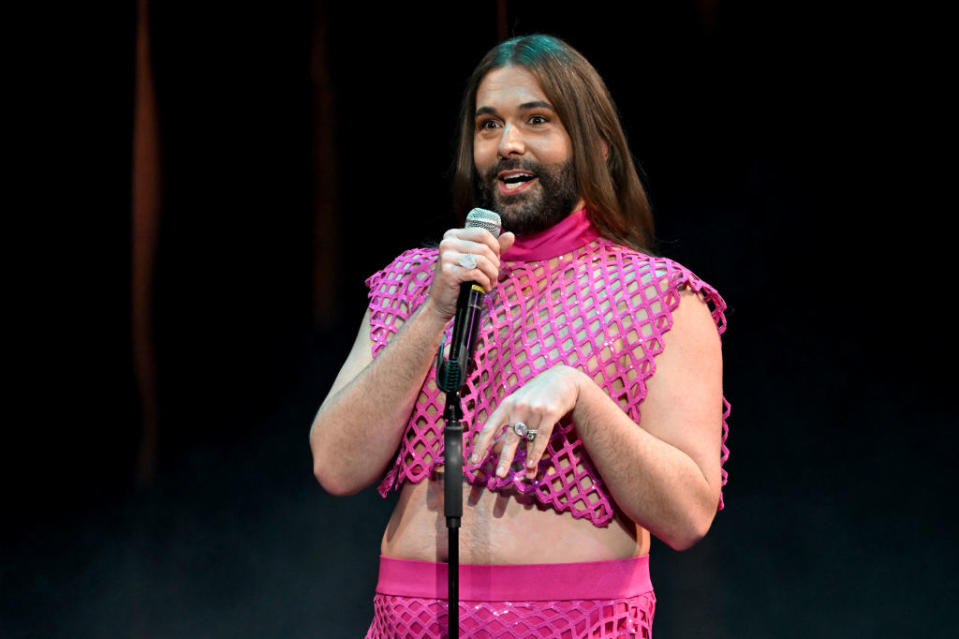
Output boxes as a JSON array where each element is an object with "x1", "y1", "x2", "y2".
[{"x1": 465, "y1": 208, "x2": 502, "y2": 238}]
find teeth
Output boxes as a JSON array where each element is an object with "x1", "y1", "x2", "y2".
[
  {"x1": 502, "y1": 173, "x2": 534, "y2": 184},
  {"x1": 503, "y1": 178, "x2": 531, "y2": 191}
]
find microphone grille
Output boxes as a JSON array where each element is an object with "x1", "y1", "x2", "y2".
[{"x1": 465, "y1": 208, "x2": 502, "y2": 237}]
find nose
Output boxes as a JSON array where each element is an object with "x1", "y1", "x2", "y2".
[{"x1": 497, "y1": 122, "x2": 525, "y2": 158}]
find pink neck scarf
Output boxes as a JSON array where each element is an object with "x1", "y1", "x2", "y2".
[{"x1": 501, "y1": 208, "x2": 600, "y2": 262}]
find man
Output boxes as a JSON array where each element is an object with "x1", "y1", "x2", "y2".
[{"x1": 310, "y1": 34, "x2": 729, "y2": 638}]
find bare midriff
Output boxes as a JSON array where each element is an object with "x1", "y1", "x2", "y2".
[{"x1": 381, "y1": 471, "x2": 650, "y2": 564}]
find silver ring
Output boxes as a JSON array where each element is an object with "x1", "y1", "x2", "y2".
[
  {"x1": 512, "y1": 422, "x2": 537, "y2": 441},
  {"x1": 457, "y1": 253, "x2": 478, "y2": 270}
]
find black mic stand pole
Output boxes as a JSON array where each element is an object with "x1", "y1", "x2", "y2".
[
  {"x1": 441, "y1": 389, "x2": 464, "y2": 639},
  {"x1": 435, "y1": 282, "x2": 484, "y2": 639}
]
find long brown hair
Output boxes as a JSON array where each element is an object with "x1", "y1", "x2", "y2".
[{"x1": 453, "y1": 34, "x2": 654, "y2": 252}]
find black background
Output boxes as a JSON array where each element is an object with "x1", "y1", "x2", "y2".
[{"x1": 5, "y1": 2, "x2": 955, "y2": 637}]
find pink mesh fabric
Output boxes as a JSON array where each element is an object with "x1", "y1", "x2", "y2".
[
  {"x1": 366, "y1": 235, "x2": 729, "y2": 526},
  {"x1": 367, "y1": 555, "x2": 655, "y2": 638},
  {"x1": 366, "y1": 593, "x2": 656, "y2": 639}
]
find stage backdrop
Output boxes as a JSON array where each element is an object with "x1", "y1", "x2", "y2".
[{"x1": 5, "y1": 2, "x2": 954, "y2": 638}]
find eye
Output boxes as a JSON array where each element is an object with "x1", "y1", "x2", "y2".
[
  {"x1": 476, "y1": 118, "x2": 501, "y2": 130},
  {"x1": 528, "y1": 115, "x2": 549, "y2": 125}
]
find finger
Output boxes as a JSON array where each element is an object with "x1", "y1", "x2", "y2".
[
  {"x1": 491, "y1": 430, "x2": 507, "y2": 454},
  {"x1": 438, "y1": 237, "x2": 500, "y2": 269},
  {"x1": 459, "y1": 253, "x2": 499, "y2": 292},
  {"x1": 501, "y1": 404, "x2": 562, "y2": 479},
  {"x1": 458, "y1": 259, "x2": 496, "y2": 292},
  {"x1": 437, "y1": 240, "x2": 499, "y2": 291},
  {"x1": 470, "y1": 403, "x2": 508, "y2": 464},
  {"x1": 495, "y1": 426, "x2": 523, "y2": 478},
  {"x1": 498, "y1": 231, "x2": 516, "y2": 256},
  {"x1": 523, "y1": 414, "x2": 561, "y2": 479},
  {"x1": 447, "y1": 249, "x2": 500, "y2": 292},
  {"x1": 446, "y1": 227, "x2": 501, "y2": 257},
  {"x1": 438, "y1": 250, "x2": 494, "y2": 291}
]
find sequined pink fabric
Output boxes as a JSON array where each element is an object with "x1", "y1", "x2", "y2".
[
  {"x1": 366, "y1": 212, "x2": 729, "y2": 526},
  {"x1": 365, "y1": 555, "x2": 655, "y2": 639},
  {"x1": 367, "y1": 594, "x2": 656, "y2": 639}
]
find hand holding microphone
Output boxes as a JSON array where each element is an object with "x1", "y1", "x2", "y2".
[
  {"x1": 426, "y1": 209, "x2": 515, "y2": 322},
  {"x1": 434, "y1": 208, "x2": 514, "y2": 393}
]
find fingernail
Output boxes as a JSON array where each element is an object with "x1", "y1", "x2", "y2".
[{"x1": 469, "y1": 454, "x2": 478, "y2": 464}]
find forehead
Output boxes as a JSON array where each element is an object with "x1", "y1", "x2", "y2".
[{"x1": 475, "y1": 65, "x2": 550, "y2": 111}]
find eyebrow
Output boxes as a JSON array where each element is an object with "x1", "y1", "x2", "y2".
[{"x1": 475, "y1": 101, "x2": 556, "y2": 118}]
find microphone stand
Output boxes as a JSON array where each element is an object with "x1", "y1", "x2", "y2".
[
  {"x1": 440, "y1": 389, "x2": 463, "y2": 639},
  {"x1": 435, "y1": 282, "x2": 484, "y2": 639}
]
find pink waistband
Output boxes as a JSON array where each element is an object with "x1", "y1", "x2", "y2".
[{"x1": 375, "y1": 555, "x2": 652, "y2": 601}]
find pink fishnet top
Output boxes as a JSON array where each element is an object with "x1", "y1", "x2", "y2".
[{"x1": 365, "y1": 209, "x2": 730, "y2": 527}]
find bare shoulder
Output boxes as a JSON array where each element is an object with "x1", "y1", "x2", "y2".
[
  {"x1": 644, "y1": 285, "x2": 722, "y2": 408},
  {"x1": 663, "y1": 286, "x2": 723, "y2": 364},
  {"x1": 639, "y1": 286, "x2": 723, "y2": 491}
]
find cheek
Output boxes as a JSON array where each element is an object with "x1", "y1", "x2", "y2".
[
  {"x1": 532, "y1": 136, "x2": 573, "y2": 165},
  {"x1": 473, "y1": 141, "x2": 495, "y2": 175}
]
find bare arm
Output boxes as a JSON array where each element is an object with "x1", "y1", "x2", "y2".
[
  {"x1": 571, "y1": 288, "x2": 723, "y2": 549},
  {"x1": 309, "y1": 229, "x2": 515, "y2": 495},
  {"x1": 472, "y1": 288, "x2": 723, "y2": 550},
  {"x1": 309, "y1": 303, "x2": 451, "y2": 495}
]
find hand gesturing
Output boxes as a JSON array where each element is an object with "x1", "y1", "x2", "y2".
[{"x1": 470, "y1": 365, "x2": 585, "y2": 480}]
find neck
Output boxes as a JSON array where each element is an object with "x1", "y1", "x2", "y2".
[{"x1": 501, "y1": 207, "x2": 599, "y2": 261}]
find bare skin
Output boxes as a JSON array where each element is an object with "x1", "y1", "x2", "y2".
[
  {"x1": 310, "y1": 64, "x2": 723, "y2": 561},
  {"x1": 313, "y1": 257, "x2": 721, "y2": 561},
  {"x1": 309, "y1": 227, "x2": 514, "y2": 496},
  {"x1": 381, "y1": 473, "x2": 649, "y2": 564}
]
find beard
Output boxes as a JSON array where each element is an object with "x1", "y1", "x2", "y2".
[{"x1": 475, "y1": 157, "x2": 580, "y2": 236}]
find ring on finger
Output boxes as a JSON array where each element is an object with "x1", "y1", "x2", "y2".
[
  {"x1": 458, "y1": 253, "x2": 478, "y2": 270},
  {"x1": 513, "y1": 421, "x2": 538, "y2": 441}
]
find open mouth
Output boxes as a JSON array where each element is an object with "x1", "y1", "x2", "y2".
[{"x1": 498, "y1": 171, "x2": 537, "y2": 193}]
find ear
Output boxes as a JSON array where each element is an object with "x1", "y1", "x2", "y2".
[{"x1": 602, "y1": 140, "x2": 610, "y2": 160}]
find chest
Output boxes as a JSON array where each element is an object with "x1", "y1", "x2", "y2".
[{"x1": 453, "y1": 258, "x2": 665, "y2": 425}]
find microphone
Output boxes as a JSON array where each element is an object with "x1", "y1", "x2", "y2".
[{"x1": 436, "y1": 208, "x2": 501, "y2": 392}]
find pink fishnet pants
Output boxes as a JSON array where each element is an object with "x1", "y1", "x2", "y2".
[{"x1": 366, "y1": 592, "x2": 656, "y2": 639}]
